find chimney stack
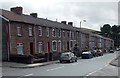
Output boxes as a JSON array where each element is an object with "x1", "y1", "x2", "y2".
[
  {"x1": 61, "y1": 21, "x2": 67, "y2": 24},
  {"x1": 68, "y1": 22, "x2": 73, "y2": 26},
  {"x1": 30, "y1": 13, "x2": 37, "y2": 18},
  {"x1": 11, "y1": 7, "x2": 23, "y2": 14}
]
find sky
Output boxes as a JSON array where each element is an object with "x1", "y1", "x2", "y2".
[{"x1": 0, "y1": 0, "x2": 119, "y2": 31}]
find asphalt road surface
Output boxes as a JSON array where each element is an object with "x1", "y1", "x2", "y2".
[{"x1": 3, "y1": 52, "x2": 117, "y2": 76}]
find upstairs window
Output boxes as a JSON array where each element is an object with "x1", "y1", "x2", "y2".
[
  {"x1": 70, "y1": 31, "x2": 73, "y2": 38},
  {"x1": 17, "y1": 25, "x2": 22, "y2": 36},
  {"x1": 67, "y1": 31, "x2": 70, "y2": 38},
  {"x1": 58, "y1": 29, "x2": 61, "y2": 37},
  {"x1": 52, "y1": 28, "x2": 56, "y2": 37},
  {"x1": 46, "y1": 27, "x2": 49, "y2": 37},
  {"x1": 72, "y1": 32, "x2": 74, "y2": 38},
  {"x1": 29, "y1": 26, "x2": 33, "y2": 36},
  {"x1": 63, "y1": 30, "x2": 65, "y2": 37},
  {"x1": 38, "y1": 26, "x2": 42, "y2": 36}
]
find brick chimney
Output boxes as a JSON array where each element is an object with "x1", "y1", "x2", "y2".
[
  {"x1": 68, "y1": 22, "x2": 73, "y2": 26},
  {"x1": 61, "y1": 21, "x2": 67, "y2": 24},
  {"x1": 10, "y1": 7, "x2": 23, "y2": 14},
  {"x1": 30, "y1": 13, "x2": 37, "y2": 18}
]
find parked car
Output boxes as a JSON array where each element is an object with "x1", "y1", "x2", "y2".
[
  {"x1": 116, "y1": 48, "x2": 120, "y2": 51},
  {"x1": 96, "y1": 50, "x2": 103, "y2": 56},
  {"x1": 109, "y1": 50, "x2": 114, "y2": 53},
  {"x1": 59, "y1": 52, "x2": 77, "y2": 63},
  {"x1": 89, "y1": 50, "x2": 98, "y2": 57},
  {"x1": 81, "y1": 51, "x2": 93, "y2": 59}
]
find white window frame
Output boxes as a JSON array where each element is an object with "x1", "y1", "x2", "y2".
[
  {"x1": 17, "y1": 25, "x2": 22, "y2": 36},
  {"x1": 46, "y1": 27, "x2": 49, "y2": 37},
  {"x1": 72, "y1": 32, "x2": 74, "y2": 38},
  {"x1": 70, "y1": 31, "x2": 71, "y2": 38},
  {"x1": 58, "y1": 40, "x2": 61, "y2": 52},
  {"x1": 67, "y1": 31, "x2": 70, "y2": 38},
  {"x1": 38, "y1": 42, "x2": 43, "y2": 53},
  {"x1": 38, "y1": 26, "x2": 42, "y2": 36},
  {"x1": 17, "y1": 43, "x2": 24, "y2": 55},
  {"x1": 52, "y1": 40, "x2": 57, "y2": 51},
  {"x1": 58, "y1": 29, "x2": 61, "y2": 38},
  {"x1": 29, "y1": 26, "x2": 33, "y2": 36},
  {"x1": 63, "y1": 30, "x2": 65, "y2": 37},
  {"x1": 52, "y1": 28, "x2": 56, "y2": 37}
]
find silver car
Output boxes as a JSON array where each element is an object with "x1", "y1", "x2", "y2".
[{"x1": 59, "y1": 52, "x2": 77, "y2": 63}]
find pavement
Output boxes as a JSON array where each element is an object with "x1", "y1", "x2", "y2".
[{"x1": 2, "y1": 60, "x2": 59, "y2": 68}]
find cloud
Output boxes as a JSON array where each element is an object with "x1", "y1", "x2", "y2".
[{"x1": 0, "y1": 0, "x2": 118, "y2": 31}]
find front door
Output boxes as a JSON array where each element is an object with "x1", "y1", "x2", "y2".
[
  {"x1": 67, "y1": 41, "x2": 70, "y2": 51},
  {"x1": 30, "y1": 42, "x2": 34, "y2": 55},
  {"x1": 47, "y1": 42, "x2": 50, "y2": 52}
]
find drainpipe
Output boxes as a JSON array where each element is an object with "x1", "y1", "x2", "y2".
[
  {"x1": 6, "y1": 20, "x2": 11, "y2": 61},
  {"x1": 34, "y1": 24, "x2": 37, "y2": 54}
]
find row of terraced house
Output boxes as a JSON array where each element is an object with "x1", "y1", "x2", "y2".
[{"x1": 1, "y1": 7, "x2": 114, "y2": 63}]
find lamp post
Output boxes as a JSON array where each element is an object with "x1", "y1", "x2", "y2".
[{"x1": 80, "y1": 20, "x2": 86, "y2": 28}]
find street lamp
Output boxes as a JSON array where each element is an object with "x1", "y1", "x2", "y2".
[{"x1": 80, "y1": 20, "x2": 86, "y2": 28}]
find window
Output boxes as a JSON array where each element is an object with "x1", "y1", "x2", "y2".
[
  {"x1": 46, "y1": 27, "x2": 49, "y2": 37},
  {"x1": 52, "y1": 40, "x2": 57, "y2": 51},
  {"x1": 38, "y1": 26, "x2": 42, "y2": 36},
  {"x1": 71, "y1": 31, "x2": 73, "y2": 38},
  {"x1": 17, "y1": 25, "x2": 22, "y2": 36},
  {"x1": 63, "y1": 30, "x2": 65, "y2": 37},
  {"x1": 52, "y1": 28, "x2": 56, "y2": 37},
  {"x1": 58, "y1": 40, "x2": 61, "y2": 52},
  {"x1": 70, "y1": 31, "x2": 71, "y2": 38},
  {"x1": 17, "y1": 43, "x2": 24, "y2": 55},
  {"x1": 67, "y1": 31, "x2": 70, "y2": 38},
  {"x1": 38, "y1": 42, "x2": 43, "y2": 53},
  {"x1": 72, "y1": 32, "x2": 74, "y2": 38},
  {"x1": 29, "y1": 26, "x2": 33, "y2": 36},
  {"x1": 58, "y1": 29, "x2": 61, "y2": 37}
]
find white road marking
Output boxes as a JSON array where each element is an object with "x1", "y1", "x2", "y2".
[
  {"x1": 46, "y1": 66, "x2": 64, "y2": 71},
  {"x1": 17, "y1": 73, "x2": 33, "y2": 78},
  {"x1": 86, "y1": 53, "x2": 117, "y2": 76},
  {"x1": 24, "y1": 73, "x2": 33, "y2": 76},
  {"x1": 86, "y1": 65, "x2": 107, "y2": 76}
]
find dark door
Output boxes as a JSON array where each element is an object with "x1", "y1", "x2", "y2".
[
  {"x1": 30, "y1": 42, "x2": 34, "y2": 55},
  {"x1": 47, "y1": 42, "x2": 50, "y2": 52},
  {"x1": 67, "y1": 41, "x2": 69, "y2": 51}
]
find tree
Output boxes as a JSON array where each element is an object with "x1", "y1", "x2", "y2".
[
  {"x1": 100, "y1": 24, "x2": 120, "y2": 47},
  {"x1": 101, "y1": 24, "x2": 111, "y2": 37}
]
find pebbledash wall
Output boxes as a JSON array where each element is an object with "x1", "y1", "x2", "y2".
[{"x1": 1, "y1": 7, "x2": 114, "y2": 61}]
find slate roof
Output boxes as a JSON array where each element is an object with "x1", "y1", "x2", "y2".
[{"x1": 0, "y1": 9, "x2": 79, "y2": 31}]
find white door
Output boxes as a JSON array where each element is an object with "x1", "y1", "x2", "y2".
[{"x1": 17, "y1": 43, "x2": 24, "y2": 55}]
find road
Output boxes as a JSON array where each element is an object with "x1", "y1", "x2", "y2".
[{"x1": 3, "y1": 52, "x2": 117, "y2": 76}]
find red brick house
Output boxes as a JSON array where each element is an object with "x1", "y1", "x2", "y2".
[{"x1": 1, "y1": 7, "x2": 114, "y2": 63}]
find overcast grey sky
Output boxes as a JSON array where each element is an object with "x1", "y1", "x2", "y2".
[{"x1": 0, "y1": 0, "x2": 119, "y2": 31}]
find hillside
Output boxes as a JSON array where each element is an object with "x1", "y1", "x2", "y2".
[{"x1": 81, "y1": 28, "x2": 101, "y2": 34}]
